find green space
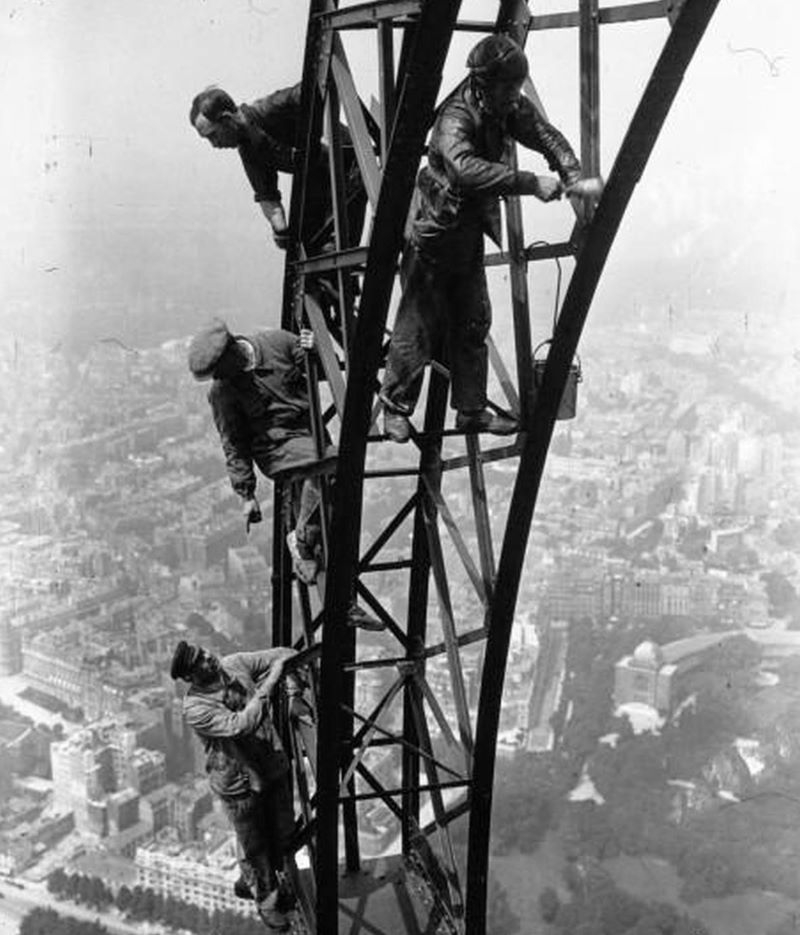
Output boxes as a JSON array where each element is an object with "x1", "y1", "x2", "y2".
[{"x1": 484, "y1": 619, "x2": 800, "y2": 935}]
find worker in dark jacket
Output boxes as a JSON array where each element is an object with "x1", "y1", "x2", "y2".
[
  {"x1": 188, "y1": 318, "x2": 384, "y2": 631},
  {"x1": 380, "y1": 35, "x2": 596, "y2": 443},
  {"x1": 190, "y1": 82, "x2": 364, "y2": 251},
  {"x1": 171, "y1": 640, "x2": 296, "y2": 931}
]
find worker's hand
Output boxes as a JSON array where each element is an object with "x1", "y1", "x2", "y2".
[
  {"x1": 257, "y1": 656, "x2": 289, "y2": 699},
  {"x1": 299, "y1": 329, "x2": 315, "y2": 353},
  {"x1": 243, "y1": 497, "x2": 262, "y2": 533},
  {"x1": 273, "y1": 228, "x2": 290, "y2": 251},
  {"x1": 534, "y1": 176, "x2": 563, "y2": 203},
  {"x1": 260, "y1": 200, "x2": 289, "y2": 248},
  {"x1": 290, "y1": 694, "x2": 315, "y2": 727}
]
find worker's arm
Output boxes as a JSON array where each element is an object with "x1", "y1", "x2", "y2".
[
  {"x1": 236, "y1": 648, "x2": 298, "y2": 698},
  {"x1": 269, "y1": 328, "x2": 317, "y2": 370},
  {"x1": 509, "y1": 97, "x2": 582, "y2": 188},
  {"x1": 240, "y1": 87, "x2": 301, "y2": 248},
  {"x1": 209, "y1": 385, "x2": 257, "y2": 501},
  {"x1": 437, "y1": 102, "x2": 562, "y2": 201},
  {"x1": 209, "y1": 385, "x2": 261, "y2": 529},
  {"x1": 183, "y1": 688, "x2": 271, "y2": 740}
]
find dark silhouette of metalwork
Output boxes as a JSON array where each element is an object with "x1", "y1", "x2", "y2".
[{"x1": 266, "y1": 1, "x2": 722, "y2": 931}]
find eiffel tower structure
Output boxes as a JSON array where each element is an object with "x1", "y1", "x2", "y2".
[{"x1": 265, "y1": 1, "x2": 722, "y2": 931}]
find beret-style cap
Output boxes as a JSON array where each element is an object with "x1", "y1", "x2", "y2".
[
  {"x1": 170, "y1": 640, "x2": 200, "y2": 680},
  {"x1": 467, "y1": 35, "x2": 529, "y2": 84},
  {"x1": 187, "y1": 318, "x2": 233, "y2": 380}
]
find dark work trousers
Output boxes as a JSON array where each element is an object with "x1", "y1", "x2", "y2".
[
  {"x1": 263, "y1": 439, "x2": 336, "y2": 551},
  {"x1": 381, "y1": 231, "x2": 491, "y2": 416},
  {"x1": 222, "y1": 775, "x2": 294, "y2": 905}
]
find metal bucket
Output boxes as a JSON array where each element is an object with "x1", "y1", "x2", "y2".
[{"x1": 532, "y1": 340, "x2": 582, "y2": 421}]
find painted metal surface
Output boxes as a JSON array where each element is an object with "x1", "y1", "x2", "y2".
[{"x1": 269, "y1": 1, "x2": 722, "y2": 931}]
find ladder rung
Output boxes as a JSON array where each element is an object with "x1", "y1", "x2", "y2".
[
  {"x1": 362, "y1": 559, "x2": 413, "y2": 572},
  {"x1": 338, "y1": 779, "x2": 470, "y2": 804},
  {"x1": 294, "y1": 245, "x2": 369, "y2": 275},
  {"x1": 318, "y1": 0, "x2": 421, "y2": 30}
]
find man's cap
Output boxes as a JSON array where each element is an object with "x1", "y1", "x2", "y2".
[
  {"x1": 187, "y1": 318, "x2": 234, "y2": 380},
  {"x1": 467, "y1": 35, "x2": 529, "y2": 84},
  {"x1": 170, "y1": 640, "x2": 200, "y2": 680}
]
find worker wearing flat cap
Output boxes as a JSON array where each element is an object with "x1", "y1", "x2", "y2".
[
  {"x1": 171, "y1": 639, "x2": 298, "y2": 930},
  {"x1": 380, "y1": 34, "x2": 600, "y2": 444},
  {"x1": 188, "y1": 319, "x2": 385, "y2": 631}
]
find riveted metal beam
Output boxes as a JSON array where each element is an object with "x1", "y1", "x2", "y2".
[
  {"x1": 466, "y1": 1, "x2": 722, "y2": 930},
  {"x1": 315, "y1": 2, "x2": 464, "y2": 925}
]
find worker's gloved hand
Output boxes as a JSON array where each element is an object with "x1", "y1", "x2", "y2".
[
  {"x1": 517, "y1": 171, "x2": 562, "y2": 203},
  {"x1": 535, "y1": 176, "x2": 563, "y2": 202},
  {"x1": 272, "y1": 228, "x2": 290, "y2": 250},
  {"x1": 243, "y1": 497, "x2": 262, "y2": 533}
]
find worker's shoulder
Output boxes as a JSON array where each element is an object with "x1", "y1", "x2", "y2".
[
  {"x1": 207, "y1": 378, "x2": 235, "y2": 407},
  {"x1": 432, "y1": 84, "x2": 479, "y2": 140},
  {"x1": 248, "y1": 83, "x2": 302, "y2": 117},
  {"x1": 434, "y1": 80, "x2": 473, "y2": 120},
  {"x1": 182, "y1": 685, "x2": 211, "y2": 712},
  {"x1": 248, "y1": 328, "x2": 297, "y2": 355}
]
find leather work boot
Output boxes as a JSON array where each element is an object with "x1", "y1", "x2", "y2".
[
  {"x1": 383, "y1": 409, "x2": 411, "y2": 443},
  {"x1": 257, "y1": 889, "x2": 290, "y2": 932},
  {"x1": 286, "y1": 530, "x2": 319, "y2": 585},
  {"x1": 455, "y1": 408, "x2": 518, "y2": 436},
  {"x1": 257, "y1": 905, "x2": 289, "y2": 932},
  {"x1": 346, "y1": 600, "x2": 386, "y2": 632},
  {"x1": 275, "y1": 881, "x2": 297, "y2": 913},
  {"x1": 233, "y1": 875, "x2": 253, "y2": 900}
]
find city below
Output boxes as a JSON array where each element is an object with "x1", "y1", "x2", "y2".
[{"x1": 1, "y1": 301, "x2": 799, "y2": 935}]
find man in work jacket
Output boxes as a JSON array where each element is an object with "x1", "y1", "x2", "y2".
[
  {"x1": 187, "y1": 318, "x2": 384, "y2": 631},
  {"x1": 190, "y1": 83, "x2": 366, "y2": 337},
  {"x1": 190, "y1": 82, "x2": 365, "y2": 250},
  {"x1": 171, "y1": 640, "x2": 297, "y2": 931},
  {"x1": 380, "y1": 34, "x2": 595, "y2": 443}
]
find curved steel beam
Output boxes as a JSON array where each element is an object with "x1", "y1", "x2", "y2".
[
  {"x1": 466, "y1": 0, "x2": 722, "y2": 930},
  {"x1": 315, "y1": 1, "x2": 464, "y2": 925}
]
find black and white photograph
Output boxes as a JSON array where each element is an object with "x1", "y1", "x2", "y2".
[{"x1": 1, "y1": 1, "x2": 799, "y2": 932}]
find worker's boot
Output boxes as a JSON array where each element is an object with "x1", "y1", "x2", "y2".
[
  {"x1": 257, "y1": 888, "x2": 290, "y2": 931},
  {"x1": 286, "y1": 529, "x2": 319, "y2": 585},
  {"x1": 383, "y1": 409, "x2": 411, "y2": 444},
  {"x1": 455, "y1": 408, "x2": 518, "y2": 436},
  {"x1": 233, "y1": 874, "x2": 253, "y2": 900},
  {"x1": 346, "y1": 600, "x2": 386, "y2": 632}
]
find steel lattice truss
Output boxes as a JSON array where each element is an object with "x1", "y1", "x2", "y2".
[{"x1": 264, "y1": 1, "x2": 721, "y2": 931}]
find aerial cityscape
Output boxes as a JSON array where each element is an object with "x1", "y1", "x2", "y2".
[
  {"x1": 2, "y1": 0, "x2": 798, "y2": 933},
  {"x1": 1, "y1": 296, "x2": 799, "y2": 933}
]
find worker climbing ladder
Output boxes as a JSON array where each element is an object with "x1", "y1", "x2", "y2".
[{"x1": 261, "y1": 1, "x2": 723, "y2": 932}]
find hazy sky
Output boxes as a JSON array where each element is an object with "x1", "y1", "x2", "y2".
[{"x1": 1, "y1": 0, "x2": 798, "y2": 349}]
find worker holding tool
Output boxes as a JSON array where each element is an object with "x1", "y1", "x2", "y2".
[{"x1": 380, "y1": 34, "x2": 602, "y2": 443}]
